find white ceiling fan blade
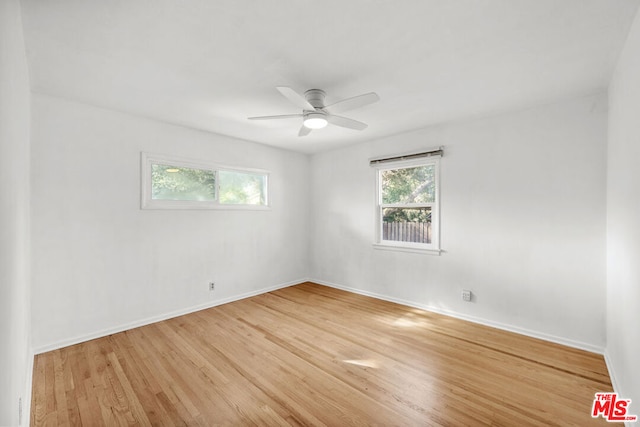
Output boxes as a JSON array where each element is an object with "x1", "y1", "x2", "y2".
[
  {"x1": 325, "y1": 92, "x2": 379, "y2": 114},
  {"x1": 276, "y1": 86, "x2": 316, "y2": 111},
  {"x1": 327, "y1": 115, "x2": 368, "y2": 131},
  {"x1": 248, "y1": 114, "x2": 302, "y2": 120},
  {"x1": 298, "y1": 125, "x2": 312, "y2": 137}
]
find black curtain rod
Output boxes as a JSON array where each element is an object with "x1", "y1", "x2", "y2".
[{"x1": 369, "y1": 148, "x2": 443, "y2": 166}]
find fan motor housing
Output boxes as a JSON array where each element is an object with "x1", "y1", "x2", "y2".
[{"x1": 304, "y1": 89, "x2": 326, "y2": 109}]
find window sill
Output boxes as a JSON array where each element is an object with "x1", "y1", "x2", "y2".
[
  {"x1": 373, "y1": 243, "x2": 442, "y2": 255},
  {"x1": 141, "y1": 201, "x2": 271, "y2": 210}
]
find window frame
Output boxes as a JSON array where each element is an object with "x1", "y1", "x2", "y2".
[
  {"x1": 373, "y1": 156, "x2": 441, "y2": 254},
  {"x1": 141, "y1": 152, "x2": 270, "y2": 210}
]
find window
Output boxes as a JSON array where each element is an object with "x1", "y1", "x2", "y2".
[
  {"x1": 141, "y1": 153, "x2": 268, "y2": 209},
  {"x1": 372, "y1": 151, "x2": 441, "y2": 253}
]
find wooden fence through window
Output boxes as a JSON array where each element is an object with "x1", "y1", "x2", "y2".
[{"x1": 383, "y1": 222, "x2": 432, "y2": 244}]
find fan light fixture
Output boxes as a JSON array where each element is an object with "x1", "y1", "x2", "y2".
[{"x1": 303, "y1": 112, "x2": 328, "y2": 129}]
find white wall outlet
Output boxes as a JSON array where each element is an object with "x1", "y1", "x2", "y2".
[
  {"x1": 209, "y1": 282, "x2": 215, "y2": 291},
  {"x1": 462, "y1": 289, "x2": 472, "y2": 302}
]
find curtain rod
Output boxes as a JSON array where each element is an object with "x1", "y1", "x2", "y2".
[{"x1": 369, "y1": 148, "x2": 443, "y2": 166}]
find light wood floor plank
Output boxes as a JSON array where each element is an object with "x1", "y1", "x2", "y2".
[{"x1": 31, "y1": 282, "x2": 612, "y2": 426}]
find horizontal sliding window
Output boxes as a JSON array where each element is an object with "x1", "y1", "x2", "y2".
[{"x1": 141, "y1": 153, "x2": 269, "y2": 210}]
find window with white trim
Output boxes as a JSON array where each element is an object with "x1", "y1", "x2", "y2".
[
  {"x1": 141, "y1": 153, "x2": 269, "y2": 210},
  {"x1": 372, "y1": 152, "x2": 440, "y2": 252}
]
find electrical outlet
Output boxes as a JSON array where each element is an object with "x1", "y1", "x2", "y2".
[
  {"x1": 209, "y1": 282, "x2": 215, "y2": 291},
  {"x1": 462, "y1": 289, "x2": 472, "y2": 302},
  {"x1": 18, "y1": 397, "x2": 22, "y2": 425}
]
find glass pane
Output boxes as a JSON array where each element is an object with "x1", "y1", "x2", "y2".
[
  {"x1": 151, "y1": 164, "x2": 216, "y2": 201},
  {"x1": 382, "y1": 207, "x2": 432, "y2": 244},
  {"x1": 219, "y1": 171, "x2": 267, "y2": 205},
  {"x1": 381, "y1": 165, "x2": 435, "y2": 204}
]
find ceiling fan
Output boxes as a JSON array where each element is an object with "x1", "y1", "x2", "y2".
[{"x1": 248, "y1": 87, "x2": 380, "y2": 136}]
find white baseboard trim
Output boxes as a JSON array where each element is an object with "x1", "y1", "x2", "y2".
[
  {"x1": 603, "y1": 350, "x2": 625, "y2": 395},
  {"x1": 604, "y1": 351, "x2": 634, "y2": 427},
  {"x1": 33, "y1": 278, "x2": 308, "y2": 355},
  {"x1": 22, "y1": 348, "x2": 34, "y2": 427},
  {"x1": 604, "y1": 350, "x2": 618, "y2": 391},
  {"x1": 311, "y1": 278, "x2": 605, "y2": 355},
  {"x1": 33, "y1": 277, "x2": 604, "y2": 357}
]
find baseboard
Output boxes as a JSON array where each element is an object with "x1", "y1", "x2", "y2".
[
  {"x1": 311, "y1": 278, "x2": 605, "y2": 355},
  {"x1": 22, "y1": 348, "x2": 34, "y2": 427},
  {"x1": 33, "y1": 276, "x2": 605, "y2": 356},
  {"x1": 33, "y1": 278, "x2": 307, "y2": 355},
  {"x1": 604, "y1": 351, "x2": 635, "y2": 427},
  {"x1": 604, "y1": 350, "x2": 617, "y2": 388}
]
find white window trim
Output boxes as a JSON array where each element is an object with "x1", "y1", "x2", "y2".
[
  {"x1": 372, "y1": 155, "x2": 441, "y2": 254},
  {"x1": 141, "y1": 152, "x2": 270, "y2": 210}
]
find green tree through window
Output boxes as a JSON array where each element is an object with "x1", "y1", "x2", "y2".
[
  {"x1": 151, "y1": 164, "x2": 216, "y2": 201},
  {"x1": 381, "y1": 165, "x2": 434, "y2": 223},
  {"x1": 219, "y1": 170, "x2": 267, "y2": 205},
  {"x1": 376, "y1": 159, "x2": 439, "y2": 249}
]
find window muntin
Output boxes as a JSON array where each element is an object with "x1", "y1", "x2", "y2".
[
  {"x1": 141, "y1": 153, "x2": 269, "y2": 210},
  {"x1": 376, "y1": 158, "x2": 440, "y2": 251}
]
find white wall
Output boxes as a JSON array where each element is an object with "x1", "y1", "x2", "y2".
[
  {"x1": 0, "y1": 0, "x2": 32, "y2": 425},
  {"x1": 310, "y1": 93, "x2": 608, "y2": 351},
  {"x1": 606, "y1": 7, "x2": 640, "y2": 415},
  {"x1": 30, "y1": 94, "x2": 309, "y2": 352}
]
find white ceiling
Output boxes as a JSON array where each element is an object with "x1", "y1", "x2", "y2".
[{"x1": 20, "y1": 0, "x2": 639, "y2": 154}]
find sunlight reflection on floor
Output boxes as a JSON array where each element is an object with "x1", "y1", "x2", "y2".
[
  {"x1": 342, "y1": 359, "x2": 380, "y2": 369},
  {"x1": 388, "y1": 311, "x2": 435, "y2": 329}
]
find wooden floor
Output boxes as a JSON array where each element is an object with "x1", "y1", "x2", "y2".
[{"x1": 31, "y1": 282, "x2": 612, "y2": 426}]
